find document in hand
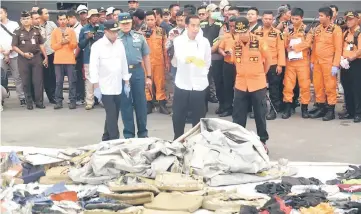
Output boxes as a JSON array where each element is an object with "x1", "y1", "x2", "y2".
[{"x1": 288, "y1": 38, "x2": 303, "y2": 61}]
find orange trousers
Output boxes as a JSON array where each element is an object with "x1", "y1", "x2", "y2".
[
  {"x1": 313, "y1": 63, "x2": 337, "y2": 105},
  {"x1": 283, "y1": 65, "x2": 311, "y2": 104},
  {"x1": 146, "y1": 64, "x2": 166, "y2": 101}
]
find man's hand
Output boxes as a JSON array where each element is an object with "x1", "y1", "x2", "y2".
[
  {"x1": 276, "y1": 65, "x2": 283, "y2": 75},
  {"x1": 86, "y1": 32, "x2": 94, "y2": 39},
  {"x1": 165, "y1": 63, "x2": 170, "y2": 73},
  {"x1": 146, "y1": 77, "x2": 152, "y2": 88},
  {"x1": 4, "y1": 55, "x2": 10, "y2": 64},
  {"x1": 61, "y1": 38, "x2": 69, "y2": 45},
  {"x1": 347, "y1": 56, "x2": 356, "y2": 62},
  {"x1": 23, "y1": 52, "x2": 33, "y2": 59},
  {"x1": 43, "y1": 57, "x2": 48, "y2": 68}
]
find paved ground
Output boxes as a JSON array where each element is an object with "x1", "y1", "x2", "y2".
[{"x1": 1, "y1": 93, "x2": 361, "y2": 163}]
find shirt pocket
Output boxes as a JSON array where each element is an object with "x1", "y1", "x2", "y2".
[{"x1": 133, "y1": 41, "x2": 142, "y2": 49}]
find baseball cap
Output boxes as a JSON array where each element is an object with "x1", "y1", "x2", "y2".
[
  {"x1": 87, "y1": 9, "x2": 99, "y2": 18},
  {"x1": 104, "y1": 19, "x2": 120, "y2": 31},
  {"x1": 206, "y1": 4, "x2": 219, "y2": 12},
  {"x1": 235, "y1": 17, "x2": 249, "y2": 33},
  {"x1": 277, "y1": 5, "x2": 289, "y2": 18},
  {"x1": 76, "y1": 5, "x2": 88, "y2": 14},
  {"x1": 345, "y1": 11, "x2": 359, "y2": 19},
  {"x1": 118, "y1": 12, "x2": 133, "y2": 24},
  {"x1": 132, "y1": 8, "x2": 145, "y2": 20},
  {"x1": 98, "y1": 7, "x2": 106, "y2": 13},
  {"x1": 219, "y1": 0, "x2": 230, "y2": 10},
  {"x1": 106, "y1": 7, "x2": 115, "y2": 16}
]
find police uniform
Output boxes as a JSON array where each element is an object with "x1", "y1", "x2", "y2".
[
  {"x1": 118, "y1": 13, "x2": 150, "y2": 138},
  {"x1": 232, "y1": 17, "x2": 271, "y2": 145},
  {"x1": 12, "y1": 25, "x2": 45, "y2": 108}
]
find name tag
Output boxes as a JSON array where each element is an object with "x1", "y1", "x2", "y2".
[
  {"x1": 346, "y1": 44, "x2": 353, "y2": 51},
  {"x1": 21, "y1": 41, "x2": 25, "y2": 44},
  {"x1": 31, "y1": 39, "x2": 36, "y2": 44},
  {"x1": 133, "y1": 39, "x2": 140, "y2": 43}
]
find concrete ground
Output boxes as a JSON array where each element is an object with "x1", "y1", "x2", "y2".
[{"x1": 1, "y1": 93, "x2": 361, "y2": 163}]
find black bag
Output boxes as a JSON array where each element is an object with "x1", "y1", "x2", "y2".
[{"x1": 344, "y1": 30, "x2": 361, "y2": 48}]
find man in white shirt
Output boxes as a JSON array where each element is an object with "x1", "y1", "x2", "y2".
[
  {"x1": 0, "y1": 6, "x2": 25, "y2": 106},
  {"x1": 172, "y1": 15, "x2": 211, "y2": 140},
  {"x1": 89, "y1": 20, "x2": 131, "y2": 141}
]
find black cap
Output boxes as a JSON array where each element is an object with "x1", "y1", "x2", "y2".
[
  {"x1": 98, "y1": 7, "x2": 106, "y2": 13},
  {"x1": 128, "y1": 0, "x2": 139, "y2": 2},
  {"x1": 21, "y1": 11, "x2": 30, "y2": 18},
  {"x1": 345, "y1": 11, "x2": 359, "y2": 19},
  {"x1": 104, "y1": 19, "x2": 120, "y2": 31},
  {"x1": 132, "y1": 8, "x2": 145, "y2": 20},
  {"x1": 235, "y1": 17, "x2": 249, "y2": 33}
]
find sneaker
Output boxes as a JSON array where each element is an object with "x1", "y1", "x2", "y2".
[
  {"x1": 85, "y1": 105, "x2": 93, "y2": 110},
  {"x1": 54, "y1": 103, "x2": 63, "y2": 110},
  {"x1": 20, "y1": 99, "x2": 26, "y2": 106},
  {"x1": 76, "y1": 100, "x2": 85, "y2": 106}
]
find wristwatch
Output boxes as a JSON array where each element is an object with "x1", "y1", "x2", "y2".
[{"x1": 146, "y1": 75, "x2": 152, "y2": 79}]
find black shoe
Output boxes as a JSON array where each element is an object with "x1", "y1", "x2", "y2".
[
  {"x1": 35, "y1": 104, "x2": 46, "y2": 109},
  {"x1": 309, "y1": 103, "x2": 326, "y2": 119},
  {"x1": 249, "y1": 112, "x2": 254, "y2": 119},
  {"x1": 20, "y1": 99, "x2": 26, "y2": 106},
  {"x1": 301, "y1": 104, "x2": 309, "y2": 119},
  {"x1": 27, "y1": 104, "x2": 33, "y2": 110},
  {"x1": 266, "y1": 109, "x2": 277, "y2": 120},
  {"x1": 322, "y1": 105, "x2": 335, "y2": 121},
  {"x1": 219, "y1": 109, "x2": 232, "y2": 117},
  {"x1": 208, "y1": 96, "x2": 218, "y2": 103},
  {"x1": 354, "y1": 116, "x2": 361, "y2": 123},
  {"x1": 68, "y1": 102, "x2": 76, "y2": 109},
  {"x1": 49, "y1": 99, "x2": 56, "y2": 104},
  {"x1": 159, "y1": 101, "x2": 170, "y2": 115},
  {"x1": 54, "y1": 103, "x2": 63, "y2": 110},
  {"x1": 291, "y1": 108, "x2": 296, "y2": 115},
  {"x1": 215, "y1": 106, "x2": 225, "y2": 114},
  {"x1": 147, "y1": 102, "x2": 153, "y2": 114},
  {"x1": 281, "y1": 103, "x2": 292, "y2": 119},
  {"x1": 339, "y1": 111, "x2": 354, "y2": 119},
  {"x1": 309, "y1": 103, "x2": 320, "y2": 115}
]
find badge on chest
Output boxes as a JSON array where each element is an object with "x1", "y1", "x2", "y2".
[
  {"x1": 234, "y1": 44, "x2": 242, "y2": 63},
  {"x1": 249, "y1": 40, "x2": 259, "y2": 50},
  {"x1": 268, "y1": 31, "x2": 277, "y2": 38}
]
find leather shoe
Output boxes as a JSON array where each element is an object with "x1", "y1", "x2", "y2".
[
  {"x1": 339, "y1": 112, "x2": 354, "y2": 119},
  {"x1": 354, "y1": 116, "x2": 361, "y2": 123},
  {"x1": 219, "y1": 110, "x2": 232, "y2": 117},
  {"x1": 27, "y1": 105, "x2": 33, "y2": 110},
  {"x1": 35, "y1": 104, "x2": 46, "y2": 109}
]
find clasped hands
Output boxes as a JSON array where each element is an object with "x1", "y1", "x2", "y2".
[{"x1": 185, "y1": 56, "x2": 206, "y2": 68}]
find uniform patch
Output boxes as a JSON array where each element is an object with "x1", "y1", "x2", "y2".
[
  {"x1": 255, "y1": 32, "x2": 264, "y2": 37},
  {"x1": 234, "y1": 44, "x2": 242, "y2": 63},
  {"x1": 249, "y1": 57, "x2": 259, "y2": 62},
  {"x1": 249, "y1": 40, "x2": 259, "y2": 50}
]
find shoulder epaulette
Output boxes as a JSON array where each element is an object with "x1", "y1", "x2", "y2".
[
  {"x1": 33, "y1": 26, "x2": 39, "y2": 29},
  {"x1": 133, "y1": 31, "x2": 142, "y2": 35},
  {"x1": 15, "y1": 27, "x2": 20, "y2": 31},
  {"x1": 215, "y1": 21, "x2": 223, "y2": 27}
]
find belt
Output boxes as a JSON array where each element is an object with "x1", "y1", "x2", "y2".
[{"x1": 128, "y1": 63, "x2": 141, "y2": 69}]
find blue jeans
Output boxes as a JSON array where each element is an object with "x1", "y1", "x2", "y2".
[{"x1": 120, "y1": 65, "x2": 148, "y2": 138}]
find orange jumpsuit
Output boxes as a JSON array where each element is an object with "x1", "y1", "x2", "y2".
[
  {"x1": 310, "y1": 23, "x2": 342, "y2": 105},
  {"x1": 145, "y1": 26, "x2": 168, "y2": 101},
  {"x1": 283, "y1": 23, "x2": 312, "y2": 104}
]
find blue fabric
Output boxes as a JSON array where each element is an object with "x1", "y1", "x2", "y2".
[
  {"x1": 120, "y1": 65, "x2": 148, "y2": 138},
  {"x1": 118, "y1": 31, "x2": 150, "y2": 65},
  {"x1": 42, "y1": 182, "x2": 67, "y2": 196},
  {"x1": 78, "y1": 24, "x2": 105, "y2": 64}
]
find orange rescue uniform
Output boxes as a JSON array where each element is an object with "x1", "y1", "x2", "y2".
[
  {"x1": 254, "y1": 27, "x2": 286, "y2": 67},
  {"x1": 310, "y1": 23, "x2": 342, "y2": 105},
  {"x1": 234, "y1": 35, "x2": 271, "y2": 92},
  {"x1": 219, "y1": 32, "x2": 237, "y2": 64},
  {"x1": 145, "y1": 26, "x2": 168, "y2": 101},
  {"x1": 283, "y1": 23, "x2": 312, "y2": 104}
]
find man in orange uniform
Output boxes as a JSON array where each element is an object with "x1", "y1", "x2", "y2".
[
  {"x1": 218, "y1": 17, "x2": 237, "y2": 117},
  {"x1": 282, "y1": 8, "x2": 312, "y2": 119},
  {"x1": 340, "y1": 11, "x2": 361, "y2": 123},
  {"x1": 308, "y1": 7, "x2": 342, "y2": 121},
  {"x1": 232, "y1": 17, "x2": 272, "y2": 147},
  {"x1": 144, "y1": 11, "x2": 169, "y2": 115},
  {"x1": 254, "y1": 11, "x2": 286, "y2": 120}
]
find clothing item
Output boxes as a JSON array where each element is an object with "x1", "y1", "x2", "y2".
[
  {"x1": 88, "y1": 36, "x2": 130, "y2": 95},
  {"x1": 120, "y1": 65, "x2": 148, "y2": 138},
  {"x1": 211, "y1": 60, "x2": 224, "y2": 107},
  {"x1": 255, "y1": 182, "x2": 292, "y2": 196},
  {"x1": 283, "y1": 64, "x2": 311, "y2": 104},
  {"x1": 39, "y1": 21, "x2": 57, "y2": 55},
  {"x1": 313, "y1": 63, "x2": 338, "y2": 105},
  {"x1": 118, "y1": 30, "x2": 150, "y2": 65},
  {"x1": 1, "y1": 57, "x2": 24, "y2": 99},
  {"x1": 173, "y1": 29, "x2": 211, "y2": 91},
  {"x1": 83, "y1": 64, "x2": 94, "y2": 106},
  {"x1": 145, "y1": 64, "x2": 166, "y2": 101},
  {"x1": 282, "y1": 190, "x2": 328, "y2": 209},
  {"x1": 267, "y1": 65, "x2": 283, "y2": 111},
  {"x1": 0, "y1": 19, "x2": 19, "y2": 59},
  {"x1": 78, "y1": 23, "x2": 105, "y2": 64},
  {"x1": 43, "y1": 53, "x2": 56, "y2": 103},
  {"x1": 102, "y1": 94, "x2": 121, "y2": 141},
  {"x1": 55, "y1": 65, "x2": 76, "y2": 104},
  {"x1": 51, "y1": 28, "x2": 78, "y2": 64},
  {"x1": 222, "y1": 62, "x2": 236, "y2": 111},
  {"x1": 341, "y1": 59, "x2": 361, "y2": 117},
  {"x1": 281, "y1": 176, "x2": 323, "y2": 186}
]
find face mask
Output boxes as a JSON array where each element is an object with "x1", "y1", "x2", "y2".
[{"x1": 211, "y1": 12, "x2": 222, "y2": 21}]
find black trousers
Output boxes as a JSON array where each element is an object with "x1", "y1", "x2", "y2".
[
  {"x1": 341, "y1": 59, "x2": 361, "y2": 117},
  {"x1": 223, "y1": 62, "x2": 236, "y2": 110},
  {"x1": 43, "y1": 53, "x2": 56, "y2": 102},
  {"x1": 102, "y1": 94, "x2": 121, "y2": 141},
  {"x1": 233, "y1": 88, "x2": 269, "y2": 143},
  {"x1": 267, "y1": 65, "x2": 283, "y2": 111},
  {"x1": 211, "y1": 60, "x2": 225, "y2": 107},
  {"x1": 75, "y1": 53, "x2": 85, "y2": 101},
  {"x1": 18, "y1": 54, "x2": 44, "y2": 105},
  {"x1": 55, "y1": 64, "x2": 76, "y2": 104},
  {"x1": 173, "y1": 86, "x2": 206, "y2": 140}
]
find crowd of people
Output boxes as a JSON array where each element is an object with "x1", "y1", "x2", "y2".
[{"x1": 1, "y1": 0, "x2": 360, "y2": 148}]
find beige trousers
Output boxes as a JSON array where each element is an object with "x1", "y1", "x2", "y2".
[{"x1": 83, "y1": 64, "x2": 94, "y2": 106}]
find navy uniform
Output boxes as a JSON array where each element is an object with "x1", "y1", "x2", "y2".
[
  {"x1": 12, "y1": 18, "x2": 45, "y2": 109},
  {"x1": 118, "y1": 13, "x2": 150, "y2": 138}
]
